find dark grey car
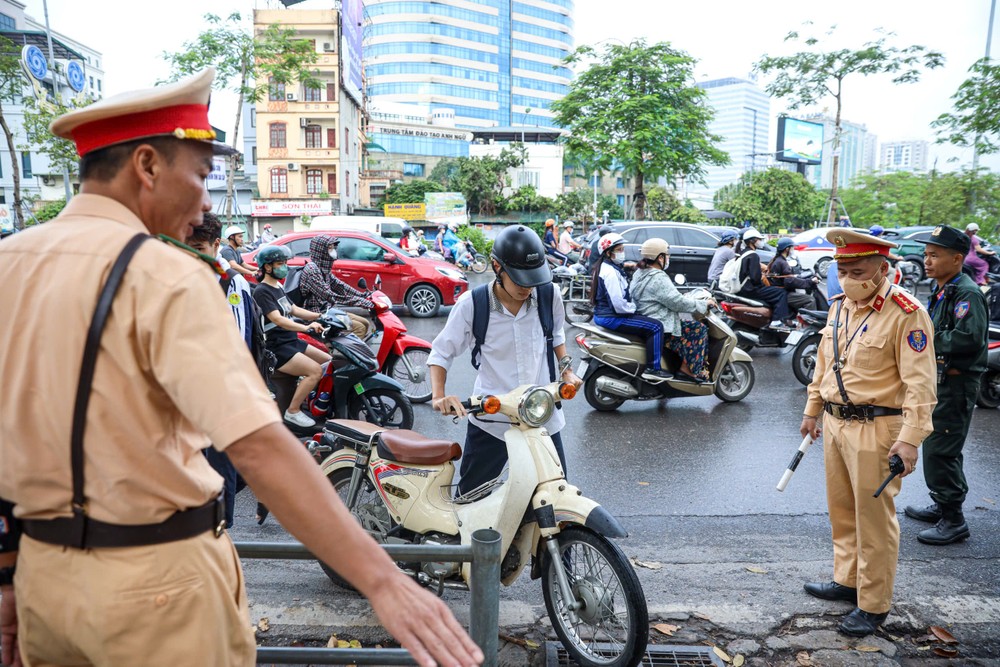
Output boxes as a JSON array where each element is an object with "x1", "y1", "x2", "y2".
[{"x1": 607, "y1": 222, "x2": 723, "y2": 284}]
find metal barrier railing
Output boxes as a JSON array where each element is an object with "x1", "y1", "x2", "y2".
[{"x1": 237, "y1": 528, "x2": 501, "y2": 666}]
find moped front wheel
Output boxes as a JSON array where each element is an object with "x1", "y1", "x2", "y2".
[
  {"x1": 320, "y1": 469, "x2": 395, "y2": 590},
  {"x1": 388, "y1": 348, "x2": 432, "y2": 403},
  {"x1": 541, "y1": 527, "x2": 648, "y2": 667},
  {"x1": 791, "y1": 334, "x2": 821, "y2": 386},
  {"x1": 348, "y1": 388, "x2": 414, "y2": 429}
]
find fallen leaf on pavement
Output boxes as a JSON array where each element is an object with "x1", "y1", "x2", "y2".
[
  {"x1": 733, "y1": 655, "x2": 745, "y2": 666},
  {"x1": 349, "y1": 639, "x2": 362, "y2": 648},
  {"x1": 932, "y1": 646, "x2": 959, "y2": 657},
  {"x1": 525, "y1": 639, "x2": 540, "y2": 649},
  {"x1": 653, "y1": 623, "x2": 679, "y2": 636},
  {"x1": 856, "y1": 645, "x2": 881, "y2": 652},
  {"x1": 326, "y1": 635, "x2": 338, "y2": 648},
  {"x1": 637, "y1": 481, "x2": 650, "y2": 486},
  {"x1": 796, "y1": 651, "x2": 813, "y2": 666},
  {"x1": 930, "y1": 625, "x2": 958, "y2": 644},
  {"x1": 982, "y1": 497, "x2": 995, "y2": 504},
  {"x1": 693, "y1": 611, "x2": 711, "y2": 620},
  {"x1": 712, "y1": 646, "x2": 732, "y2": 663},
  {"x1": 336, "y1": 640, "x2": 351, "y2": 648},
  {"x1": 916, "y1": 646, "x2": 931, "y2": 651},
  {"x1": 257, "y1": 617, "x2": 269, "y2": 632},
  {"x1": 745, "y1": 566, "x2": 768, "y2": 574},
  {"x1": 631, "y1": 558, "x2": 663, "y2": 570}
]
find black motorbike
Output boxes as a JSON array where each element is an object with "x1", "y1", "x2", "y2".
[{"x1": 789, "y1": 308, "x2": 830, "y2": 386}]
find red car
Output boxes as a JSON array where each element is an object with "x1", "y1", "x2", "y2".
[{"x1": 243, "y1": 230, "x2": 468, "y2": 317}]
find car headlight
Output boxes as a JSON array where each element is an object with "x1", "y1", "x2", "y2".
[
  {"x1": 435, "y1": 266, "x2": 466, "y2": 281},
  {"x1": 518, "y1": 386, "x2": 554, "y2": 427}
]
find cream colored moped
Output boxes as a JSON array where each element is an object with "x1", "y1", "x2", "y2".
[{"x1": 318, "y1": 381, "x2": 648, "y2": 667}]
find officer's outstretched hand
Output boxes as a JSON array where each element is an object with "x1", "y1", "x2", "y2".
[
  {"x1": 368, "y1": 574, "x2": 483, "y2": 667},
  {"x1": 888, "y1": 441, "x2": 919, "y2": 477},
  {"x1": 0, "y1": 586, "x2": 22, "y2": 667}
]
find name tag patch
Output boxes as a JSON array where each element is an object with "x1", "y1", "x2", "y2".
[{"x1": 907, "y1": 329, "x2": 928, "y2": 352}]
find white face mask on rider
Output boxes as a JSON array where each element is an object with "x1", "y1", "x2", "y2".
[
  {"x1": 328, "y1": 248, "x2": 338, "y2": 260},
  {"x1": 611, "y1": 250, "x2": 625, "y2": 265}
]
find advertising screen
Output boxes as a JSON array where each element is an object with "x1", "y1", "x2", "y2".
[
  {"x1": 341, "y1": 0, "x2": 363, "y2": 105},
  {"x1": 776, "y1": 117, "x2": 824, "y2": 165}
]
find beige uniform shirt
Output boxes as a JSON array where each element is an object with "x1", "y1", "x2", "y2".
[
  {"x1": 805, "y1": 282, "x2": 937, "y2": 447},
  {"x1": 0, "y1": 195, "x2": 280, "y2": 523}
]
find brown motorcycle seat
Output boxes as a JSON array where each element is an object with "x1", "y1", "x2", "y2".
[{"x1": 379, "y1": 430, "x2": 462, "y2": 465}]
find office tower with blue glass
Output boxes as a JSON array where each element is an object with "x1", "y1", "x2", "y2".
[{"x1": 364, "y1": 0, "x2": 574, "y2": 168}]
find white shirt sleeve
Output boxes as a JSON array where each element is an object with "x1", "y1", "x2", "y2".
[
  {"x1": 551, "y1": 287, "x2": 567, "y2": 346},
  {"x1": 427, "y1": 295, "x2": 475, "y2": 372},
  {"x1": 600, "y1": 263, "x2": 636, "y2": 314}
]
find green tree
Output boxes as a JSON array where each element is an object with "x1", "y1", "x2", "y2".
[
  {"x1": 0, "y1": 36, "x2": 25, "y2": 229},
  {"x1": 714, "y1": 168, "x2": 823, "y2": 233},
  {"x1": 595, "y1": 194, "x2": 624, "y2": 221},
  {"x1": 756, "y1": 27, "x2": 944, "y2": 223},
  {"x1": 933, "y1": 58, "x2": 1000, "y2": 156},
  {"x1": 33, "y1": 198, "x2": 66, "y2": 222},
  {"x1": 551, "y1": 40, "x2": 729, "y2": 221},
  {"x1": 506, "y1": 184, "x2": 555, "y2": 215},
  {"x1": 162, "y1": 12, "x2": 321, "y2": 221},
  {"x1": 383, "y1": 179, "x2": 444, "y2": 204},
  {"x1": 20, "y1": 96, "x2": 81, "y2": 181},
  {"x1": 553, "y1": 189, "x2": 593, "y2": 224},
  {"x1": 429, "y1": 157, "x2": 461, "y2": 189},
  {"x1": 644, "y1": 186, "x2": 708, "y2": 222},
  {"x1": 453, "y1": 146, "x2": 525, "y2": 216}
]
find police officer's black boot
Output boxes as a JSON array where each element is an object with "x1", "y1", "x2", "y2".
[
  {"x1": 904, "y1": 501, "x2": 942, "y2": 523},
  {"x1": 917, "y1": 503, "x2": 970, "y2": 545}
]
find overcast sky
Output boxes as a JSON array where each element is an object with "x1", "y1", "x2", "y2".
[{"x1": 21, "y1": 0, "x2": 1000, "y2": 171}]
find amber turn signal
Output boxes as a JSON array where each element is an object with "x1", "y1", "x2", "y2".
[
  {"x1": 481, "y1": 395, "x2": 502, "y2": 414},
  {"x1": 558, "y1": 382, "x2": 577, "y2": 400}
]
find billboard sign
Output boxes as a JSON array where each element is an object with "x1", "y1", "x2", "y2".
[
  {"x1": 776, "y1": 117, "x2": 824, "y2": 165},
  {"x1": 252, "y1": 199, "x2": 335, "y2": 217},
  {"x1": 207, "y1": 156, "x2": 228, "y2": 190},
  {"x1": 425, "y1": 192, "x2": 468, "y2": 226},
  {"x1": 341, "y1": 0, "x2": 364, "y2": 105},
  {"x1": 384, "y1": 203, "x2": 426, "y2": 220},
  {"x1": 0, "y1": 205, "x2": 14, "y2": 234}
]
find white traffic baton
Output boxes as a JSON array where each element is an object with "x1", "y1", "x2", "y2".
[{"x1": 776, "y1": 434, "x2": 815, "y2": 492}]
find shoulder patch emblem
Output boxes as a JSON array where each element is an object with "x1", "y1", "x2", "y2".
[
  {"x1": 892, "y1": 291, "x2": 919, "y2": 313},
  {"x1": 954, "y1": 301, "x2": 970, "y2": 319},
  {"x1": 907, "y1": 330, "x2": 928, "y2": 352},
  {"x1": 0, "y1": 516, "x2": 7, "y2": 535},
  {"x1": 228, "y1": 292, "x2": 242, "y2": 306}
]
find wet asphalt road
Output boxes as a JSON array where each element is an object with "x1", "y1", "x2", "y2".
[{"x1": 233, "y1": 273, "x2": 1000, "y2": 656}]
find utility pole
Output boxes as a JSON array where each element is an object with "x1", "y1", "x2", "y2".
[
  {"x1": 970, "y1": 0, "x2": 996, "y2": 213},
  {"x1": 42, "y1": 0, "x2": 72, "y2": 203}
]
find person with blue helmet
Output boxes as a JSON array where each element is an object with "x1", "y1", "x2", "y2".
[
  {"x1": 252, "y1": 244, "x2": 331, "y2": 429},
  {"x1": 708, "y1": 229, "x2": 739, "y2": 283},
  {"x1": 767, "y1": 237, "x2": 819, "y2": 312}
]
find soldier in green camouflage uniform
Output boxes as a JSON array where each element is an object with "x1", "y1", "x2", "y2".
[{"x1": 905, "y1": 225, "x2": 989, "y2": 545}]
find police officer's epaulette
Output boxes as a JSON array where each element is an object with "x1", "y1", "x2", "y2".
[
  {"x1": 891, "y1": 290, "x2": 920, "y2": 314},
  {"x1": 157, "y1": 234, "x2": 228, "y2": 277}
]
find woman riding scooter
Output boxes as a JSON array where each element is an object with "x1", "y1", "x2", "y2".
[
  {"x1": 738, "y1": 228, "x2": 793, "y2": 328},
  {"x1": 767, "y1": 237, "x2": 819, "y2": 313},
  {"x1": 252, "y1": 245, "x2": 331, "y2": 429},
  {"x1": 630, "y1": 238, "x2": 717, "y2": 382},
  {"x1": 591, "y1": 233, "x2": 672, "y2": 380}
]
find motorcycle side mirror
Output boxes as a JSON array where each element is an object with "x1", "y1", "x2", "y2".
[
  {"x1": 674, "y1": 274, "x2": 687, "y2": 285},
  {"x1": 357, "y1": 278, "x2": 368, "y2": 290}
]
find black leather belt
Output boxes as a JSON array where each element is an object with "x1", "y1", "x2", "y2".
[
  {"x1": 824, "y1": 402, "x2": 903, "y2": 422},
  {"x1": 22, "y1": 495, "x2": 225, "y2": 549}
]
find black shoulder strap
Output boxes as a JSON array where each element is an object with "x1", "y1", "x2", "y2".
[
  {"x1": 831, "y1": 298, "x2": 852, "y2": 406},
  {"x1": 470, "y1": 284, "x2": 491, "y2": 370},
  {"x1": 219, "y1": 267, "x2": 239, "y2": 295},
  {"x1": 70, "y1": 234, "x2": 152, "y2": 548},
  {"x1": 537, "y1": 282, "x2": 556, "y2": 382}
]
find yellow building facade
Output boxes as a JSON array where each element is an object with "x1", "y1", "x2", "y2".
[{"x1": 253, "y1": 8, "x2": 362, "y2": 223}]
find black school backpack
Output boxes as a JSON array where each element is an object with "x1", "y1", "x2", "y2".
[
  {"x1": 470, "y1": 282, "x2": 556, "y2": 382},
  {"x1": 282, "y1": 265, "x2": 306, "y2": 307},
  {"x1": 220, "y1": 269, "x2": 277, "y2": 382}
]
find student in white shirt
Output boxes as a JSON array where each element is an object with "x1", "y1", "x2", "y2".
[{"x1": 428, "y1": 226, "x2": 582, "y2": 495}]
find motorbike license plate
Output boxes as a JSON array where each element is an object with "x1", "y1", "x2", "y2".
[
  {"x1": 785, "y1": 331, "x2": 804, "y2": 346},
  {"x1": 576, "y1": 360, "x2": 589, "y2": 377}
]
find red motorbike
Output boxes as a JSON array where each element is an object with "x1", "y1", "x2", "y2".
[{"x1": 299, "y1": 286, "x2": 432, "y2": 403}]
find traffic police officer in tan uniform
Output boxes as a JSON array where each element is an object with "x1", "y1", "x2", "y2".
[
  {"x1": 905, "y1": 225, "x2": 989, "y2": 545},
  {"x1": 800, "y1": 229, "x2": 937, "y2": 637},
  {"x1": 0, "y1": 69, "x2": 482, "y2": 667}
]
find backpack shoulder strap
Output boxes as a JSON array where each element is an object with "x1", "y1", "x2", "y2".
[
  {"x1": 537, "y1": 282, "x2": 556, "y2": 382},
  {"x1": 219, "y1": 267, "x2": 239, "y2": 295},
  {"x1": 470, "y1": 284, "x2": 491, "y2": 370}
]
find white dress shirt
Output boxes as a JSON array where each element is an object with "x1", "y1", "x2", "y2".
[{"x1": 427, "y1": 281, "x2": 567, "y2": 441}]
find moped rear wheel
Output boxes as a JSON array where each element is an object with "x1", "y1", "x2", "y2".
[
  {"x1": 541, "y1": 527, "x2": 648, "y2": 667},
  {"x1": 565, "y1": 300, "x2": 594, "y2": 324},
  {"x1": 714, "y1": 360, "x2": 755, "y2": 402},
  {"x1": 791, "y1": 333, "x2": 821, "y2": 386},
  {"x1": 470, "y1": 253, "x2": 489, "y2": 274},
  {"x1": 348, "y1": 388, "x2": 414, "y2": 429},
  {"x1": 583, "y1": 366, "x2": 627, "y2": 412},
  {"x1": 321, "y1": 469, "x2": 395, "y2": 590},
  {"x1": 976, "y1": 370, "x2": 1000, "y2": 409},
  {"x1": 388, "y1": 348, "x2": 432, "y2": 403}
]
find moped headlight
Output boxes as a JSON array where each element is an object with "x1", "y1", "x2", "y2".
[{"x1": 518, "y1": 386, "x2": 554, "y2": 427}]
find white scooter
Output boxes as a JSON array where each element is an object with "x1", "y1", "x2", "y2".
[{"x1": 317, "y1": 380, "x2": 649, "y2": 667}]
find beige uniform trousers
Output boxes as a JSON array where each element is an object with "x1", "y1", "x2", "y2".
[
  {"x1": 15, "y1": 532, "x2": 253, "y2": 667},
  {"x1": 824, "y1": 414, "x2": 904, "y2": 614}
]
